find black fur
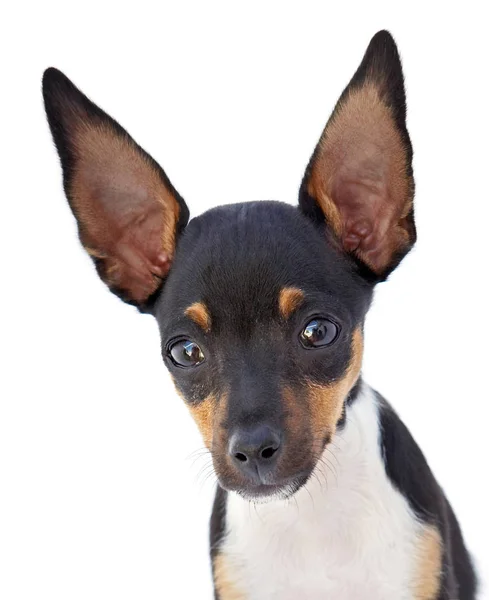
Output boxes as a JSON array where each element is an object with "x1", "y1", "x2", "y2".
[{"x1": 210, "y1": 485, "x2": 228, "y2": 600}]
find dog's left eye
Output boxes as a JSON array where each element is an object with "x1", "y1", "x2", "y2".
[
  {"x1": 300, "y1": 318, "x2": 339, "y2": 348},
  {"x1": 168, "y1": 339, "x2": 205, "y2": 367}
]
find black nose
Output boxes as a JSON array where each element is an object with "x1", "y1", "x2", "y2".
[{"x1": 229, "y1": 425, "x2": 282, "y2": 479}]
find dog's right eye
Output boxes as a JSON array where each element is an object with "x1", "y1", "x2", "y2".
[{"x1": 167, "y1": 339, "x2": 205, "y2": 368}]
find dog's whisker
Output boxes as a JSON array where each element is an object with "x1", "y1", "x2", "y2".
[
  {"x1": 194, "y1": 460, "x2": 216, "y2": 489},
  {"x1": 187, "y1": 452, "x2": 212, "y2": 471},
  {"x1": 199, "y1": 469, "x2": 218, "y2": 492},
  {"x1": 319, "y1": 455, "x2": 339, "y2": 488}
]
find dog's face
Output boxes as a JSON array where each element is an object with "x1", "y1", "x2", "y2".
[
  {"x1": 43, "y1": 31, "x2": 415, "y2": 500},
  {"x1": 156, "y1": 203, "x2": 372, "y2": 498}
]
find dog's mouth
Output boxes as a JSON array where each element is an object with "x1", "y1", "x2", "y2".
[{"x1": 219, "y1": 470, "x2": 312, "y2": 502}]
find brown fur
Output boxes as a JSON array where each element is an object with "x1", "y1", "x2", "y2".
[
  {"x1": 282, "y1": 385, "x2": 308, "y2": 442},
  {"x1": 70, "y1": 118, "x2": 180, "y2": 303},
  {"x1": 307, "y1": 82, "x2": 413, "y2": 275},
  {"x1": 213, "y1": 554, "x2": 244, "y2": 600},
  {"x1": 187, "y1": 394, "x2": 217, "y2": 449},
  {"x1": 413, "y1": 525, "x2": 443, "y2": 599},
  {"x1": 185, "y1": 302, "x2": 212, "y2": 332},
  {"x1": 278, "y1": 287, "x2": 305, "y2": 320},
  {"x1": 170, "y1": 376, "x2": 219, "y2": 450}
]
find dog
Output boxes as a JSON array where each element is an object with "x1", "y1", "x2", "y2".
[{"x1": 43, "y1": 30, "x2": 477, "y2": 600}]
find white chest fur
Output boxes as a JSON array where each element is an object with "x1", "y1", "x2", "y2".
[{"x1": 220, "y1": 386, "x2": 426, "y2": 600}]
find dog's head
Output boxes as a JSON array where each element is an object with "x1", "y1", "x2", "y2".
[{"x1": 43, "y1": 31, "x2": 415, "y2": 500}]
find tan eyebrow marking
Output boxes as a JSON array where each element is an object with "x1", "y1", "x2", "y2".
[
  {"x1": 185, "y1": 301, "x2": 212, "y2": 332},
  {"x1": 279, "y1": 287, "x2": 305, "y2": 319}
]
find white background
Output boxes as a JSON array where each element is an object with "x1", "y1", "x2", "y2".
[{"x1": 1, "y1": 1, "x2": 488, "y2": 598}]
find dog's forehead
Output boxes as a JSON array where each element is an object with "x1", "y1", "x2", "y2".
[{"x1": 157, "y1": 201, "x2": 370, "y2": 329}]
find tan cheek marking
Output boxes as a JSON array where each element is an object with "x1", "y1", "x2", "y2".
[
  {"x1": 214, "y1": 554, "x2": 245, "y2": 600},
  {"x1": 278, "y1": 287, "x2": 304, "y2": 320},
  {"x1": 169, "y1": 375, "x2": 218, "y2": 450},
  {"x1": 185, "y1": 301, "x2": 212, "y2": 333},
  {"x1": 283, "y1": 385, "x2": 307, "y2": 441},
  {"x1": 187, "y1": 394, "x2": 217, "y2": 449},
  {"x1": 212, "y1": 390, "x2": 230, "y2": 448},
  {"x1": 413, "y1": 525, "x2": 443, "y2": 600},
  {"x1": 308, "y1": 327, "x2": 364, "y2": 448}
]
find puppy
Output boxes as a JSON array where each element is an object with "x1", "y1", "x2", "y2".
[{"x1": 43, "y1": 30, "x2": 477, "y2": 600}]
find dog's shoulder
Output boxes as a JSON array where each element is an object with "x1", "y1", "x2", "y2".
[
  {"x1": 376, "y1": 392, "x2": 444, "y2": 523},
  {"x1": 376, "y1": 392, "x2": 477, "y2": 599}
]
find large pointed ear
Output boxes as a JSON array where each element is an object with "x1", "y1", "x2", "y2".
[
  {"x1": 299, "y1": 31, "x2": 415, "y2": 280},
  {"x1": 42, "y1": 68, "x2": 189, "y2": 307}
]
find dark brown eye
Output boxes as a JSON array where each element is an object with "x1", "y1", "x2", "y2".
[
  {"x1": 300, "y1": 318, "x2": 339, "y2": 348},
  {"x1": 168, "y1": 339, "x2": 205, "y2": 367}
]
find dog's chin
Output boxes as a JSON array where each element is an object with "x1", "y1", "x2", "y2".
[{"x1": 222, "y1": 472, "x2": 312, "y2": 503}]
